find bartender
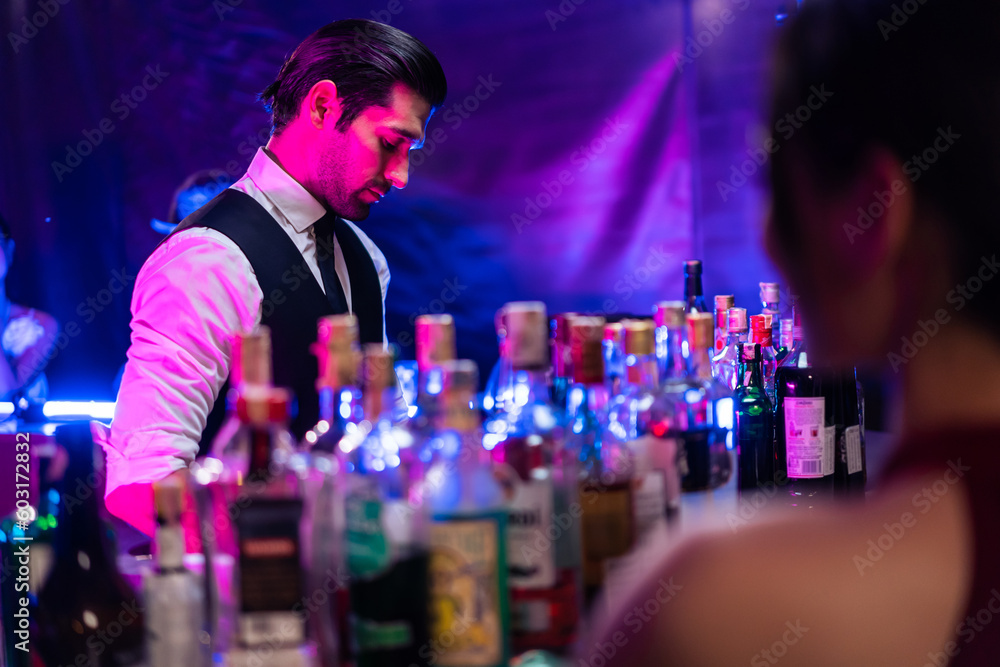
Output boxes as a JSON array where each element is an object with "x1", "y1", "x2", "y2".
[{"x1": 96, "y1": 18, "x2": 447, "y2": 534}]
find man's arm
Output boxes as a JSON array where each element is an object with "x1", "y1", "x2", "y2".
[{"x1": 100, "y1": 228, "x2": 261, "y2": 534}]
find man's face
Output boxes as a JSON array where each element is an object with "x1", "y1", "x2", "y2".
[{"x1": 315, "y1": 82, "x2": 432, "y2": 221}]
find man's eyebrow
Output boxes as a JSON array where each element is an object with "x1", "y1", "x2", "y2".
[{"x1": 388, "y1": 126, "x2": 424, "y2": 148}]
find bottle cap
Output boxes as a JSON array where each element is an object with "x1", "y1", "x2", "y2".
[
  {"x1": 415, "y1": 314, "x2": 456, "y2": 373},
  {"x1": 653, "y1": 301, "x2": 686, "y2": 329},
  {"x1": 315, "y1": 314, "x2": 360, "y2": 389},
  {"x1": 603, "y1": 322, "x2": 624, "y2": 344},
  {"x1": 623, "y1": 319, "x2": 655, "y2": 356},
  {"x1": 749, "y1": 314, "x2": 773, "y2": 346},
  {"x1": 726, "y1": 307, "x2": 748, "y2": 333},
  {"x1": 684, "y1": 260, "x2": 703, "y2": 276},
  {"x1": 238, "y1": 386, "x2": 291, "y2": 425},
  {"x1": 362, "y1": 344, "x2": 395, "y2": 394},
  {"x1": 714, "y1": 295, "x2": 735, "y2": 312},
  {"x1": 570, "y1": 316, "x2": 606, "y2": 384},
  {"x1": 760, "y1": 282, "x2": 781, "y2": 304},
  {"x1": 686, "y1": 312, "x2": 714, "y2": 350},
  {"x1": 739, "y1": 342, "x2": 762, "y2": 363},
  {"x1": 232, "y1": 327, "x2": 272, "y2": 387},
  {"x1": 504, "y1": 301, "x2": 549, "y2": 370}
]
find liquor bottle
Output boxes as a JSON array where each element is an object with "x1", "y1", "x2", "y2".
[
  {"x1": 654, "y1": 301, "x2": 692, "y2": 506},
  {"x1": 344, "y1": 345, "x2": 430, "y2": 667},
  {"x1": 34, "y1": 422, "x2": 146, "y2": 666},
  {"x1": 683, "y1": 260, "x2": 709, "y2": 313},
  {"x1": 682, "y1": 313, "x2": 733, "y2": 491},
  {"x1": 735, "y1": 343, "x2": 773, "y2": 496},
  {"x1": 549, "y1": 313, "x2": 578, "y2": 418},
  {"x1": 0, "y1": 439, "x2": 59, "y2": 666},
  {"x1": 837, "y1": 368, "x2": 867, "y2": 498},
  {"x1": 602, "y1": 321, "x2": 625, "y2": 399},
  {"x1": 774, "y1": 308, "x2": 834, "y2": 504},
  {"x1": 760, "y1": 282, "x2": 782, "y2": 344},
  {"x1": 426, "y1": 360, "x2": 510, "y2": 667},
  {"x1": 146, "y1": 472, "x2": 210, "y2": 667},
  {"x1": 412, "y1": 314, "x2": 457, "y2": 439},
  {"x1": 565, "y1": 317, "x2": 635, "y2": 605},
  {"x1": 488, "y1": 302, "x2": 580, "y2": 655},
  {"x1": 749, "y1": 314, "x2": 777, "y2": 405},
  {"x1": 485, "y1": 307, "x2": 513, "y2": 416},
  {"x1": 712, "y1": 307, "x2": 748, "y2": 391},
  {"x1": 303, "y1": 314, "x2": 363, "y2": 667},
  {"x1": 713, "y1": 295, "x2": 735, "y2": 354},
  {"x1": 194, "y1": 329, "x2": 309, "y2": 660},
  {"x1": 776, "y1": 318, "x2": 793, "y2": 363}
]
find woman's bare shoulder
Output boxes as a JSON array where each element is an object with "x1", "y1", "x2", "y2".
[{"x1": 595, "y1": 473, "x2": 973, "y2": 667}]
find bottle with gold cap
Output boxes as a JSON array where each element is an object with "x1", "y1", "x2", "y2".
[
  {"x1": 679, "y1": 313, "x2": 733, "y2": 492},
  {"x1": 145, "y1": 471, "x2": 210, "y2": 667},
  {"x1": 193, "y1": 327, "x2": 309, "y2": 660},
  {"x1": 712, "y1": 306, "x2": 748, "y2": 391},
  {"x1": 653, "y1": 301, "x2": 687, "y2": 388},
  {"x1": 489, "y1": 301, "x2": 580, "y2": 655},
  {"x1": 713, "y1": 295, "x2": 735, "y2": 355},
  {"x1": 343, "y1": 344, "x2": 429, "y2": 667},
  {"x1": 426, "y1": 360, "x2": 511, "y2": 667},
  {"x1": 410, "y1": 314, "x2": 456, "y2": 442},
  {"x1": 564, "y1": 316, "x2": 635, "y2": 606}
]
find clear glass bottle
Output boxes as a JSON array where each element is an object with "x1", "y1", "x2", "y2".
[
  {"x1": 425, "y1": 360, "x2": 511, "y2": 667},
  {"x1": 750, "y1": 314, "x2": 778, "y2": 405},
  {"x1": 760, "y1": 282, "x2": 782, "y2": 345},
  {"x1": 565, "y1": 317, "x2": 636, "y2": 606},
  {"x1": 776, "y1": 318, "x2": 794, "y2": 363},
  {"x1": 602, "y1": 321, "x2": 625, "y2": 399},
  {"x1": 412, "y1": 313, "x2": 456, "y2": 443},
  {"x1": 344, "y1": 346, "x2": 429, "y2": 667},
  {"x1": 682, "y1": 313, "x2": 733, "y2": 492},
  {"x1": 548, "y1": 312, "x2": 578, "y2": 419},
  {"x1": 683, "y1": 260, "x2": 709, "y2": 314},
  {"x1": 735, "y1": 343, "x2": 774, "y2": 497},
  {"x1": 712, "y1": 307, "x2": 748, "y2": 392},
  {"x1": 146, "y1": 471, "x2": 210, "y2": 667},
  {"x1": 713, "y1": 295, "x2": 735, "y2": 355},
  {"x1": 489, "y1": 302, "x2": 580, "y2": 655}
]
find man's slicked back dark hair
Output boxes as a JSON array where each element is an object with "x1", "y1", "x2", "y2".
[{"x1": 260, "y1": 19, "x2": 447, "y2": 135}]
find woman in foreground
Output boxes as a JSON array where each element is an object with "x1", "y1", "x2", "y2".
[{"x1": 594, "y1": 0, "x2": 1000, "y2": 664}]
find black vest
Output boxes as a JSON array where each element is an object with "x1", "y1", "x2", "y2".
[{"x1": 167, "y1": 188, "x2": 385, "y2": 456}]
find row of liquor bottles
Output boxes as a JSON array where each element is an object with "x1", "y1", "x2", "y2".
[{"x1": 1, "y1": 260, "x2": 866, "y2": 667}]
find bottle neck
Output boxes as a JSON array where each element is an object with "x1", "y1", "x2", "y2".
[
  {"x1": 685, "y1": 274, "x2": 703, "y2": 304},
  {"x1": 625, "y1": 352, "x2": 658, "y2": 390},
  {"x1": 155, "y1": 523, "x2": 186, "y2": 572},
  {"x1": 665, "y1": 327, "x2": 688, "y2": 378},
  {"x1": 689, "y1": 346, "x2": 714, "y2": 380},
  {"x1": 737, "y1": 353, "x2": 765, "y2": 390},
  {"x1": 781, "y1": 335, "x2": 810, "y2": 368},
  {"x1": 725, "y1": 330, "x2": 748, "y2": 347},
  {"x1": 509, "y1": 367, "x2": 550, "y2": 414}
]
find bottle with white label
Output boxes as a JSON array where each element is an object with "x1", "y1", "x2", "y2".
[
  {"x1": 489, "y1": 301, "x2": 580, "y2": 655},
  {"x1": 344, "y1": 345, "x2": 430, "y2": 667},
  {"x1": 837, "y1": 368, "x2": 867, "y2": 499},
  {"x1": 774, "y1": 308, "x2": 834, "y2": 505},
  {"x1": 146, "y1": 472, "x2": 210, "y2": 667},
  {"x1": 426, "y1": 360, "x2": 511, "y2": 667}
]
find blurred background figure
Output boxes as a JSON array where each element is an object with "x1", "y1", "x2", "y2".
[{"x1": 0, "y1": 212, "x2": 58, "y2": 407}]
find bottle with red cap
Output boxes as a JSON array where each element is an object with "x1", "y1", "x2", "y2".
[{"x1": 749, "y1": 314, "x2": 778, "y2": 404}]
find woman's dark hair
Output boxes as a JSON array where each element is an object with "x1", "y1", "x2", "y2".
[
  {"x1": 770, "y1": 0, "x2": 1000, "y2": 323},
  {"x1": 260, "y1": 19, "x2": 447, "y2": 135}
]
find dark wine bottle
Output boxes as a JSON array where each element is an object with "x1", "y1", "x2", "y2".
[
  {"x1": 735, "y1": 343, "x2": 773, "y2": 495},
  {"x1": 838, "y1": 368, "x2": 867, "y2": 498},
  {"x1": 774, "y1": 310, "x2": 834, "y2": 506},
  {"x1": 683, "y1": 260, "x2": 709, "y2": 314},
  {"x1": 35, "y1": 422, "x2": 146, "y2": 666}
]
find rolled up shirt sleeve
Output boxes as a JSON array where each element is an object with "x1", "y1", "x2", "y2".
[{"x1": 100, "y1": 228, "x2": 261, "y2": 533}]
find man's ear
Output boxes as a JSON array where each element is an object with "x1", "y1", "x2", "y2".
[
  {"x1": 832, "y1": 147, "x2": 914, "y2": 284},
  {"x1": 303, "y1": 80, "x2": 343, "y2": 130}
]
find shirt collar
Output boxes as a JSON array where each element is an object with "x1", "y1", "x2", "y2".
[{"x1": 245, "y1": 147, "x2": 327, "y2": 232}]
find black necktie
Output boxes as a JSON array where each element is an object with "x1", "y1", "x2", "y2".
[{"x1": 313, "y1": 214, "x2": 349, "y2": 314}]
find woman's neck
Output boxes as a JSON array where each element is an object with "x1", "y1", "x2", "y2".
[{"x1": 896, "y1": 320, "x2": 1000, "y2": 435}]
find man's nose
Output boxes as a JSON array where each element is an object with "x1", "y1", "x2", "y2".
[{"x1": 387, "y1": 153, "x2": 409, "y2": 190}]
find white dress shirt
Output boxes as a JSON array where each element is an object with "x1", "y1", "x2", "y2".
[{"x1": 96, "y1": 148, "x2": 389, "y2": 533}]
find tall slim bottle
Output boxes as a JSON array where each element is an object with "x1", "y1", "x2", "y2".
[
  {"x1": 426, "y1": 360, "x2": 510, "y2": 667},
  {"x1": 414, "y1": 314, "x2": 456, "y2": 435},
  {"x1": 566, "y1": 317, "x2": 635, "y2": 605},
  {"x1": 735, "y1": 343, "x2": 773, "y2": 496},
  {"x1": 760, "y1": 282, "x2": 782, "y2": 345},
  {"x1": 549, "y1": 313, "x2": 578, "y2": 418},
  {"x1": 749, "y1": 314, "x2": 777, "y2": 405},
  {"x1": 713, "y1": 295, "x2": 735, "y2": 354},
  {"x1": 836, "y1": 368, "x2": 867, "y2": 498},
  {"x1": 345, "y1": 346, "x2": 430, "y2": 667},
  {"x1": 683, "y1": 260, "x2": 709, "y2": 314},
  {"x1": 774, "y1": 308, "x2": 834, "y2": 505},
  {"x1": 682, "y1": 313, "x2": 733, "y2": 491},
  {"x1": 489, "y1": 302, "x2": 579, "y2": 654},
  {"x1": 713, "y1": 307, "x2": 748, "y2": 391}
]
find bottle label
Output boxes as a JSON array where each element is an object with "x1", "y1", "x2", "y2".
[
  {"x1": 845, "y1": 425, "x2": 863, "y2": 475},
  {"x1": 506, "y1": 478, "x2": 556, "y2": 589},
  {"x1": 824, "y1": 426, "x2": 836, "y2": 477},
  {"x1": 346, "y1": 496, "x2": 390, "y2": 578},
  {"x1": 429, "y1": 515, "x2": 506, "y2": 666},
  {"x1": 783, "y1": 397, "x2": 827, "y2": 479},
  {"x1": 234, "y1": 498, "x2": 305, "y2": 646}
]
